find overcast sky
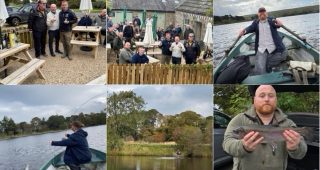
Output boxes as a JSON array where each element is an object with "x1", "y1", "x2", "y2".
[
  {"x1": 108, "y1": 85, "x2": 213, "y2": 117},
  {"x1": 0, "y1": 86, "x2": 107, "y2": 123},
  {"x1": 214, "y1": 0, "x2": 318, "y2": 16}
]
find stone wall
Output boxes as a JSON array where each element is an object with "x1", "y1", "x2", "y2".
[{"x1": 175, "y1": 11, "x2": 213, "y2": 42}]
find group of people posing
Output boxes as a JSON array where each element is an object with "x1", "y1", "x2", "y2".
[
  {"x1": 28, "y1": 0, "x2": 106, "y2": 60},
  {"x1": 107, "y1": 15, "x2": 201, "y2": 65}
]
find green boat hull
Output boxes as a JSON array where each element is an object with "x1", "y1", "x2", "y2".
[
  {"x1": 214, "y1": 31, "x2": 319, "y2": 84},
  {"x1": 40, "y1": 148, "x2": 106, "y2": 170}
]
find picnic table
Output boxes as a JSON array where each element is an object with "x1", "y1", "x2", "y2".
[
  {"x1": 71, "y1": 26, "x2": 102, "y2": 59},
  {"x1": 0, "y1": 43, "x2": 46, "y2": 85},
  {"x1": 147, "y1": 55, "x2": 160, "y2": 63}
]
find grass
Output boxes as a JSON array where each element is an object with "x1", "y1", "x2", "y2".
[{"x1": 107, "y1": 141, "x2": 212, "y2": 157}]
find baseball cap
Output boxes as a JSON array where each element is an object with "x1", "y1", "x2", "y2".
[{"x1": 258, "y1": 7, "x2": 266, "y2": 13}]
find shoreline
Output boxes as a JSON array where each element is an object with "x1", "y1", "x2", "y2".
[
  {"x1": 107, "y1": 142, "x2": 212, "y2": 158},
  {"x1": 0, "y1": 124, "x2": 105, "y2": 141},
  {"x1": 214, "y1": 12, "x2": 319, "y2": 26}
]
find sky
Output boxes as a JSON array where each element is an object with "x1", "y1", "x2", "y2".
[
  {"x1": 0, "y1": 86, "x2": 108, "y2": 123},
  {"x1": 108, "y1": 85, "x2": 213, "y2": 117},
  {"x1": 214, "y1": 0, "x2": 318, "y2": 16}
]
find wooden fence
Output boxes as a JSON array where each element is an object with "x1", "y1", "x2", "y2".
[
  {"x1": 107, "y1": 64, "x2": 213, "y2": 84},
  {"x1": 2, "y1": 25, "x2": 33, "y2": 48}
]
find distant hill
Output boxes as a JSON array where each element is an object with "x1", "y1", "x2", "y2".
[{"x1": 214, "y1": 5, "x2": 319, "y2": 25}]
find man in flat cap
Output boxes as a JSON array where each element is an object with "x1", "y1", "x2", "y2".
[{"x1": 239, "y1": 7, "x2": 287, "y2": 75}]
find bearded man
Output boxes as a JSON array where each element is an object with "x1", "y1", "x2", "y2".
[{"x1": 223, "y1": 85, "x2": 307, "y2": 170}]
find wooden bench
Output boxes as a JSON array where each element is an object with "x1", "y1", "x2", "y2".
[{"x1": 0, "y1": 58, "x2": 45, "y2": 85}]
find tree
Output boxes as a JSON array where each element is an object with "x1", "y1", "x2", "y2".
[
  {"x1": 107, "y1": 91, "x2": 146, "y2": 139},
  {"x1": 31, "y1": 117, "x2": 42, "y2": 132},
  {"x1": 173, "y1": 126, "x2": 203, "y2": 157},
  {"x1": 46, "y1": 115, "x2": 66, "y2": 130}
]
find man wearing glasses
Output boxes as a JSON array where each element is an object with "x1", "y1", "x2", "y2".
[
  {"x1": 183, "y1": 33, "x2": 200, "y2": 64},
  {"x1": 28, "y1": 0, "x2": 48, "y2": 58}
]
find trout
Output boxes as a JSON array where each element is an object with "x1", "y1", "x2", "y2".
[{"x1": 233, "y1": 125, "x2": 314, "y2": 143}]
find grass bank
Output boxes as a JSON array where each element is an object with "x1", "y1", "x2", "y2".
[{"x1": 107, "y1": 141, "x2": 212, "y2": 157}]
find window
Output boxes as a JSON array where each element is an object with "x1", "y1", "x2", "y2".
[{"x1": 214, "y1": 111, "x2": 231, "y2": 128}]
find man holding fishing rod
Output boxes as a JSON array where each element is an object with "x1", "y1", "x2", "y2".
[
  {"x1": 223, "y1": 85, "x2": 307, "y2": 170},
  {"x1": 50, "y1": 121, "x2": 92, "y2": 170},
  {"x1": 239, "y1": 7, "x2": 287, "y2": 75}
]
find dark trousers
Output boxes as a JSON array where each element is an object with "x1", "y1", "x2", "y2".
[
  {"x1": 66, "y1": 163, "x2": 81, "y2": 170},
  {"x1": 172, "y1": 56, "x2": 181, "y2": 64},
  {"x1": 101, "y1": 28, "x2": 106, "y2": 45},
  {"x1": 185, "y1": 57, "x2": 196, "y2": 64},
  {"x1": 48, "y1": 30, "x2": 60, "y2": 54},
  {"x1": 33, "y1": 30, "x2": 46, "y2": 58}
]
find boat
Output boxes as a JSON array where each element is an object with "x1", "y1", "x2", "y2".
[
  {"x1": 214, "y1": 31, "x2": 319, "y2": 84},
  {"x1": 40, "y1": 148, "x2": 106, "y2": 170}
]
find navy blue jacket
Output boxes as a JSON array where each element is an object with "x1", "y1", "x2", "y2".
[
  {"x1": 245, "y1": 17, "x2": 285, "y2": 53},
  {"x1": 183, "y1": 41, "x2": 200, "y2": 59},
  {"x1": 51, "y1": 129, "x2": 92, "y2": 165},
  {"x1": 159, "y1": 39, "x2": 173, "y2": 55},
  {"x1": 131, "y1": 53, "x2": 149, "y2": 64},
  {"x1": 78, "y1": 16, "x2": 92, "y2": 26},
  {"x1": 59, "y1": 9, "x2": 78, "y2": 32}
]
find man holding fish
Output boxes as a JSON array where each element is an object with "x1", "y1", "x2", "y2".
[{"x1": 223, "y1": 85, "x2": 307, "y2": 170}]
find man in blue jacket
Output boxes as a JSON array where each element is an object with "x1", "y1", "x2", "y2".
[
  {"x1": 131, "y1": 46, "x2": 149, "y2": 64},
  {"x1": 158, "y1": 31, "x2": 172, "y2": 64},
  {"x1": 59, "y1": 0, "x2": 77, "y2": 60},
  {"x1": 51, "y1": 121, "x2": 92, "y2": 170},
  {"x1": 239, "y1": 7, "x2": 287, "y2": 75}
]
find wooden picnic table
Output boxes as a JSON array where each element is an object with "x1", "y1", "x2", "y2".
[
  {"x1": 147, "y1": 55, "x2": 160, "y2": 63},
  {"x1": 0, "y1": 43, "x2": 46, "y2": 84},
  {"x1": 71, "y1": 26, "x2": 102, "y2": 59}
]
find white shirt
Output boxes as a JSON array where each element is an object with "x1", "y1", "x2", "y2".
[
  {"x1": 169, "y1": 42, "x2": 186, "y2": 58},
  {"x1": 47, "y1": 10, "x2": 60, "y2": 31},
  {"x1": 258, "y1": 20, "x2": 276, "y2": 53}
]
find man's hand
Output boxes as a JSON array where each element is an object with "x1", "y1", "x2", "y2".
[
  {"x1": 283, "y1": 129, "x2": 300, "y2": 151},
  {"x1": 242, "y1": 131, "x2": 264, "y2": 152},
  {"x1": 64, "y1": 20, "x2": 69, "y2": 24},
  {"x1": 274, "y1": 18, "x2": 283, "y2": 27},
  {"x1": 239, "y1": 29, "x2": 246, "y2": 36}
]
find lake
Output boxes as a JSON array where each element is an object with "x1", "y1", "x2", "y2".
[
  {"x1": 213, "y1": 13, "x2": 320, "y2": 65},
  {"x1": 0, "y1": 125, "x2": 106, "y2": 169},
  {"x1": 107, "y1": 156, "x2": 212, "y2": 170}
]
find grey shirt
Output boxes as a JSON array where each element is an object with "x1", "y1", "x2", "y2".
[
  {"x1": 119, "y1": 48, "x2": 134, "y2": 64},
  {"x1": 258, "y1": 20, "x2": 276, "y2": 53}
]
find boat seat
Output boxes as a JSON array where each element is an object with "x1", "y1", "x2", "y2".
[{"x1": 236, "y1": 50, "x2": 256, "y2": 57}]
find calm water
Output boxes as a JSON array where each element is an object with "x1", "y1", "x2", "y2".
[
  {"x1": 0, "y1": 125, "x2": 106, "y2": 169},
  {"x1": 107, "y1": 156, "x2": 212, "y2": 170},
  {"x1": 213, "y1": 13, "x2": 320, "y2": 64}
]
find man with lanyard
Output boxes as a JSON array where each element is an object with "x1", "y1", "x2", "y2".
[
  {"x1": 59, "y1": 0, "x2": 77, "y2": 60},
  {"x1": 28, "y1": 0, "x2": 48, "y2": 58},
  {"x1": 223, "y1": 85, "x2": 307, "y2": 170},
  {"x1": 239, "y1": 7, "x2": 287, "y2": 75},
  {"x1": 47, "y1": 3, "x2": 62, "y2": 57},
  {"x1": 183, "y1": 33, "x2": 200, "y2": 64}
]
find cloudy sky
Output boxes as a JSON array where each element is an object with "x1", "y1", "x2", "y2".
[
  {"x1": 0, "y1": 86, "x2": 107, "y2": 123},
  {"x1": 108, "y1": 85, "x2": 213, "y2": 117},
  {"x1": 214, "y1": 0, "x2": 318, "y2": 16}
]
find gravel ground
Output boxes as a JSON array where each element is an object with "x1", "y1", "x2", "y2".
[{"x1": 1, "y1": 42, "x2": 107, "y2": 84}]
